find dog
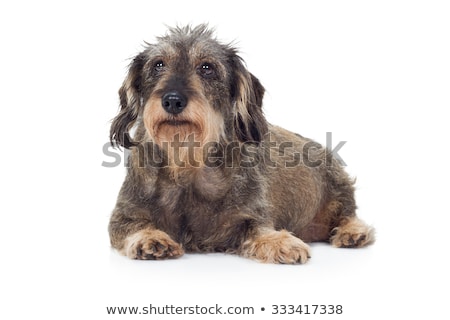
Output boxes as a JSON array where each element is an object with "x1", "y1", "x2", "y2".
[{"x1": 108, "y1": 25, "x2": 375, "y2": 264}]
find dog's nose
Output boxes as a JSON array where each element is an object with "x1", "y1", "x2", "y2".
[{"x1": 161, "y1": 91, "x2": 187, "y2": 115}]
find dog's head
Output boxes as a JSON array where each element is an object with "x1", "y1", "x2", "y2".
[{"x1": 110, "y1": 25, "x2": 268, "y2": 150}]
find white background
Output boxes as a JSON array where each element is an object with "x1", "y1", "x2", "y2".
[{"x1": 1, "y1": 0, "x2": 449, "y2": 319}]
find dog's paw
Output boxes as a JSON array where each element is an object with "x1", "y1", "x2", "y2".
[
  {"x1": 330, "y1": 217, "x2": 375, "y2": 248},
  {"x1": 241, "y1": 229, "x2": 311, "y2": 264},
  {"x1": 122, "y1": 229, "x2": 184, "y2": 260}
]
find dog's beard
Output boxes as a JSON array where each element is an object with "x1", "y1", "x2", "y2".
[
  {"x1": 155, "y1": 122, "x2": 205, "y2": 172},
  {"x1": 143, "y1": 97, "x2": 225, "y2": 177},
  {"x1": 155, "y1": 120, "x2": 202, "y2": 144},
  {"x1": 143, "y1": 98, "x2": 225, "y2": 177}
]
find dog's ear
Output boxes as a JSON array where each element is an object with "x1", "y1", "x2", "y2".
[
  {"x1": 230, "y1": 56, "x2": 268, "y2": 143},
  {"x1": 110, "y1": 53, "x2": 146, "y2": 148}
]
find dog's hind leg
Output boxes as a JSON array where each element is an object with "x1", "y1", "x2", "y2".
[
  {"x1": 322, "y1": 157, "x2": 375, "y2": 248},
  {"x1": 330, "y1": 217, "x2": 375, "y2": 248}
]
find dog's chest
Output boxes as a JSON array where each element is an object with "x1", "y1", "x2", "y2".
[
  {"x1": 157, "y1": 187, "x2": 224, "y2": 246},
  {"x1": 152, "y1": 167, "x2": 265, "y2": 251},
  {"x1": 154, "y1": 173, "x2": 246, "y2": 249},
  {"x1": 155, "y1": 171, "x2": 223, "y2": 212}
]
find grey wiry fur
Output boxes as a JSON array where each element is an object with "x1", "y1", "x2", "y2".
[{"x1": 108, "y1": 25, "x2": 374, "y2": 264}]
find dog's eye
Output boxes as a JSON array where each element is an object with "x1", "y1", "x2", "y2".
[
  {"x1": 154, "y1": 60, "x2": 165, "y2": 73},
  {"x1": 198, "y1": 63, "x2": 216, "y2": 78}
]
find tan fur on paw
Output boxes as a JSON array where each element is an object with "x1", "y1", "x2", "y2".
[
  {"x1": 240, "y1": 229, "x2": 311, "y2": 264},
  {"x1": 122, "y1": 229, "x2": 184, "y2": 260},
  {"x1": 330, "y1": 217, "x2": 375, "y2": 248}
]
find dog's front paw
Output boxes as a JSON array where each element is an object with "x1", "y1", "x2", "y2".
[
  {"x1": 241, "y1": 229, "x2": 311, "y2": 264},
  {"x1": 330, "y1": 217, "x2": 375, "y2": 248},
  {"x1": 122, "y1": 229, "x2": 184, "y2": 260}
]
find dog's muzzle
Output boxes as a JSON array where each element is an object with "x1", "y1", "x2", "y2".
[{"x1": 161, "y1": 91, "x2": 187, "y2": 115}]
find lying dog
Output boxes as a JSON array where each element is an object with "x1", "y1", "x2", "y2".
[{"x1": 108, "y1": 25, "x2": 374, "y2": 263}]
